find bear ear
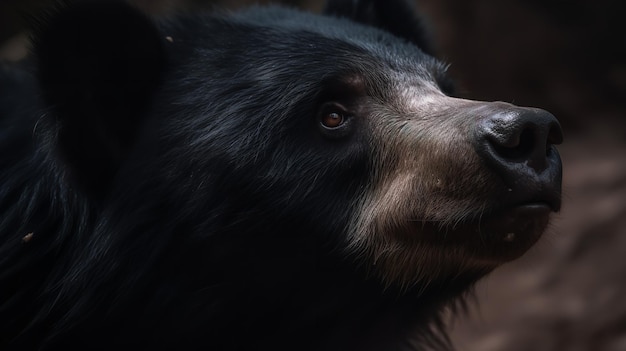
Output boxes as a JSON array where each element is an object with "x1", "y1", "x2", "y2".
[
  {"x1": 323, "y1": 0, "x2": 435, "y2": 56},
  {"x1": 33, "y1": 1, "x2": 165, "y2": 199}
]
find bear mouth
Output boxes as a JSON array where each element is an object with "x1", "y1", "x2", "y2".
[
  {"x1": 414, "y1": 198, "x2": 560, "y2": 264},
  {"x1": 458, "y1": 179, "x2": 562, "y2": 263},
  {"x1": 475, "y1": 202, "x2": 554, "y2": 261}
]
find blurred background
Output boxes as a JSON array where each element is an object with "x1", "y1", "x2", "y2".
[{"x1": 2, "y1": 0, "x2": 625, "y2": 350}]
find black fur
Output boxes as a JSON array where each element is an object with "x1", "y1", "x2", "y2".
[
  {"x1": 1, "y1": 1, "x2": 476, "y2": 350},
  {"x1": 323, "y1": 0, "x2": 436, "y2": 56}
]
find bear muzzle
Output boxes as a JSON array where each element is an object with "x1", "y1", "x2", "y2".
[
  {"x1": 474, "y1": 101, "x2": 563, "y2": 210},
  {"x1": 470, "y1": 101, "x2": 563, "y2": 260}
]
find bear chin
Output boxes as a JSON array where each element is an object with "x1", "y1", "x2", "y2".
[
  {"x1": 351, "y1": 200, "x2": 559, "y2": 288},
  {"x1": 473, "y1": 203, "x2": 553, "y2": 261},
  {"x1": 416, "y1": 203, "x2": 556, "y2": 264}
]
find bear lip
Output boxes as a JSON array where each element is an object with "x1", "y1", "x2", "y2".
[
  {"x1": 411, "y1": 201, "x2": 555, "y2": 259},
  {"x1": 475, "y1": 202, "x2": 553, "y2": 262},
  {"x1": 418, "y1": 202, "x2": 557, "y2": 263}
]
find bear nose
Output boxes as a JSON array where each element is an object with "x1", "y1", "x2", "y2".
[
  {"x1": 480, "y1": 106, "x2": 563, "y2": 173},
  {"x1": 474, "y1": 103, "x2": 563, "y2": 208}
]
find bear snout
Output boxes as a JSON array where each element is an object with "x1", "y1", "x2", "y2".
[{"x1": 474, "y1": 102, "x2": 563, "y2": 211}]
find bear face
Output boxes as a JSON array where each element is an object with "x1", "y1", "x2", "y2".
[
  {"x1": 147, "y1": 5, "x2": 562, "y2": 287},
  {"x1": 0, "y1": 1, "x2": 562, "y2": 350}
]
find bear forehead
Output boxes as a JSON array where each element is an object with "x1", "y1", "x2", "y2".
[{"x1": 163, "y1": 6, "x2": 443, "y2": 81}]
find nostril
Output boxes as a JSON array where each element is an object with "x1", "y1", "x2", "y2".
[
  {"x1": 489, "y1": 127, "x2": 536, "y2": 162},
  {"x1": 547, "y1": 121, "x2": 564, "y2": 146}
]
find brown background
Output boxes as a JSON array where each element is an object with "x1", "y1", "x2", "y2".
[{"x1": 2, "y1": 1, "x2": 625, "y2": 350}]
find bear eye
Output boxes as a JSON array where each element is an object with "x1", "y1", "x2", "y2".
[
  {"x1": 317, "y1": 102, "x2": 353, "y2": 139},
  {"x1": 321, "y1": 112, "x2": 345, "y2": 129}
]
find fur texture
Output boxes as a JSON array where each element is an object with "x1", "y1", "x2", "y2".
[{"x1": 0, "y1": 1, "x2": 562, "y2": 350}]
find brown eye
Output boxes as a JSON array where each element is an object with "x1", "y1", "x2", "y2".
[
  {"x1": 317, "y1": 102, "x2": 353, "y2": 139},
  {"x1": 321, "y1": 112, "x2": 344, "y2": 129}
]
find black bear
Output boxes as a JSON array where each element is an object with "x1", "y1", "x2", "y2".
[{"x1": 0, "y1": 0, "x2": 563, "y2": 350}]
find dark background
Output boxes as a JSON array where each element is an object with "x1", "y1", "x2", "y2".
[{"x1": 1, "y1": 1, "x2": 625, "y2": 350}]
